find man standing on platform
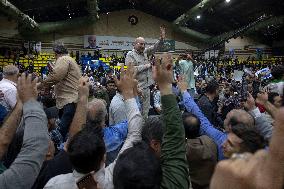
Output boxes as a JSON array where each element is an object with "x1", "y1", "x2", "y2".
[
  {"x1": 125, "y1": 26, "x2": 166, "y2": 117},
  {"x1": 37, "y1": 42, "x2": 81, "y2": 140}
]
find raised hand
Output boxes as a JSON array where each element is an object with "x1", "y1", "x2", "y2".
[
  {"x1": 177, "y1": 75, "x2": 188, "y2": 93},
  {"x1": 210, "y1": 107, "x2": 284, "y2": 189},
  {"x1": 114, "y1": 63, "x2": 136, "y2": 100},
  {"x1": 17, "y1": 74, "x2": 38, "y2": 103},
  {"x1": 153, "y1": 53, "x2": 173, "y2": 95},
  {"x1": 78, "y1": 76, "x2": 90, "y2": 99}
]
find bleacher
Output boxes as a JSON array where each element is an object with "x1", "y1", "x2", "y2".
[
  {"x1": 0, "y1": 52, "x2": 55, "y2": 73},
  {"x1": 226, "y1": 57, "x2": 281, "y2": 66},
  {"x1": 99, "y1": 57, "x2": 128, "y2": 69}
]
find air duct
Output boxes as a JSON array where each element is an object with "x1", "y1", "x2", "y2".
[
  {"x1": 174, "y1": 0, "x2": 224, "y2": 26},
  {"x1": 20, "y1": 0, "x2": 99, "y2": 35},
  {"x1": 173, "y1": 26, "x2": 211, "y2": 43},
  {"x1": 205, "y1": 15, "x2": 284, "y2": 50},
  {"x1": 0, "y1": 0, "x2": 38, "y2": 29}
]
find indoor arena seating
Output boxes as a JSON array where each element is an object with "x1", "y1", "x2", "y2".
[{"x1": 0, "y1": 52, "x2": 55, "y2": 73}]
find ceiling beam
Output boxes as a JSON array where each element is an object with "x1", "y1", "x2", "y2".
[
  {"x1": 20, "y1": 0, "x2": 85, "y2": 12},
  {"x1": 20, "y1": 0, "x2": 99, "y2": 35},
  {"x1": 173, "y1": 25, "x2": 211, "y2": 43},
  {"x1": 204, "y1": 15, "x2": 284, "y2": 50},
  {"x1": 0, "y1": 0, "x2": 38, "y2": 29},
  {"x1": 173, "y1": 0, "x2": 224, "y2": 26},
  {"x1": 86, "y1": 0, "x2": 99, "y2": 20}
]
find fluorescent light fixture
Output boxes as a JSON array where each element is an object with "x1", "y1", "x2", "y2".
[
  {"x1": 196, "y1": 15, "x2": 201, "y2": 19},
  {"x1": 226, "y1": 0, "x2": 231, "y2": 3}
]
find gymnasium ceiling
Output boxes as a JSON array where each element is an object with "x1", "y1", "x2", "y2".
[{"x1": 1, "y1": 0, "x2": 284, "y2": 46}]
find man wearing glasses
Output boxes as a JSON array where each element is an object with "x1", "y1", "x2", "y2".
[{"x1": 125, "y1": 26, "x2": 166, "y2": 118}]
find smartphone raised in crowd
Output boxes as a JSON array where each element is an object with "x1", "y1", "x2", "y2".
[{"x1": 76, "y1": 173, "x2": 97, "y2": 189}]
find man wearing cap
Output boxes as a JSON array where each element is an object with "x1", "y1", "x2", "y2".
[
  {"x1": 125, "y1": 26, "x2": 166, "y2": 118},
  {"x1": 37, "y1": 42, "x2": 81, "y2": 139},
  {"x1": 0, "y1": 65, "x2": 19, "y2": 124}
]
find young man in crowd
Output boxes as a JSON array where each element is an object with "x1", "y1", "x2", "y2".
[
  {"x1": 198, "y1": 80, "x2": 223, "y2": 129},
  {"x1": 210, "y1": 107, "x2": 284, "y2": 189}
]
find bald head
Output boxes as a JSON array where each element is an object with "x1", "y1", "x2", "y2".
[
  {"x1": 224, "y1": 109, "x2": 255, "y2": 131},
  {"x1": 134, "y1": 37, "x2": 146, "y2": 53},
  {"x1": 87, "y1": 98, "x2": 107, "y2": 127}
]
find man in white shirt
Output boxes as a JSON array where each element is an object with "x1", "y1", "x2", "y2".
[{"x1": 0, "y1": 65, "x2": 19, "y2": 117}]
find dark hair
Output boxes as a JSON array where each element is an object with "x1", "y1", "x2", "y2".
[
  {"x1": 229, "y1": 111, "x2": 255, "y2": 128},
  {"x1": 205, "y1": 80, "x2": 219, "y2": 94},
  {"x1": 84, "y1": 119, "x2": 104, "y2": 139},
  {"x1": 67, "y1": 126, "x2": 105, "y2": 174},
  {"x1": 182, "y1": 112, "x2": 200, "y2": 139},
  {"x1": 106, "y1": 79, "x2": 115, "y2": 86},
  {"x1": 113, "y1": 142, "x2": 162, "y2": 189},
  {"x1": 231, "y1": 124, "x2": 265, "y2": 153},
  {"x1": 107, "y1": 69, "x2": 114, "y2": 74},
  {"x1": 268, "y1": 92, "x2": 280, "y2": 105},
  {"x1": 142, "y1": 116, "x2": 164, "y2": 145},
  {"x1": 271, "y1": 65, "x2": 284, "y2": 80}
]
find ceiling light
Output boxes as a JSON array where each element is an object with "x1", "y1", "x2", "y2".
[
  {"x1": 196, "y1": 15, "x2": 201, "y2": 19},
  {"x1": 225, "y1": 0, "x2": 231, "y2": 3}
]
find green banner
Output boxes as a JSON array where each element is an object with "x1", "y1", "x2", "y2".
[{"x1": 163, "y1": 40, "x2": 175, "y2": 51}]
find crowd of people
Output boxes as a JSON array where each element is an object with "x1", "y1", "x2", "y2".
[{"x1": 0, "y1": 25, "x2": 283, "y2": 189}]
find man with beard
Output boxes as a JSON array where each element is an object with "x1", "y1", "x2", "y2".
[{"x1": 125, "y1": 26, "x2": 166, "y2": 118}]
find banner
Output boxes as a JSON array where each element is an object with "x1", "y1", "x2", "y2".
[
  {"x1": 84, "y1": 35, "x2": 175, "y2": 51},
  {"x1": 23, "y1": 41, "x2": 41, "y2": 53}
]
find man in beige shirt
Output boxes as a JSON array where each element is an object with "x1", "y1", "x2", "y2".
[
  {"x1": 125, "y1": 26, "x2": 166, "y2": 118},
  {"x1": 38, "y1": 42, "x2": 81, "y2": 139}
]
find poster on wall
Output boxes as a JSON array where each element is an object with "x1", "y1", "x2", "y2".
[
  {"x1": 23, "y1": 41, "x2": 41, "y2": 53},
  {"x1": 84, "y1": 35, "x2": 175, "y2": 51},
  {"x1": 84, "y1": 35, "x2": 98, "y2": 49}
]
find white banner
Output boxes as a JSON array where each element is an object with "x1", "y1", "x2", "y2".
[{"x1": 84, "y1": 35, "x2": 158, "y2": 50}]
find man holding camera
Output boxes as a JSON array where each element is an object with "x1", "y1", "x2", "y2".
[{"x1": 125, "y1": 26, "x2": 166, "y2": 118}]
